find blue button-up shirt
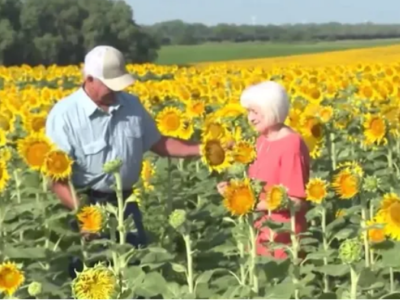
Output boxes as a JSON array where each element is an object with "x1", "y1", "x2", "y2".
[{"x1": 45, "y1": 87, "x2": 161, "y2": 192}]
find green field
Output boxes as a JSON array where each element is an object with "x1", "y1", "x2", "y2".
[{"x1": 155, "y1": 39, "x2": 400, "y2": 65}]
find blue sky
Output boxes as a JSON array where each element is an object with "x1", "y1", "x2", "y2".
[{"x1": 127, "y1": 0, "x2": 399, "y2": 25}]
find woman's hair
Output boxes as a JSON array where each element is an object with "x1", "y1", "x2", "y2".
[{"x1": 240, "y1": 80, "x2": 290, "y2": 127}]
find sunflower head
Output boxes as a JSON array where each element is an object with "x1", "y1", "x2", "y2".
[
  {"x1": 306, "y1": 178, "x2": 328, "y2": 204},
  {"x1": 72, "y1": 263, "x2": 118, "y2": 299},
  {"x1": 363, "y1": 113, "x2": 387, "y2": 145},
  {"x1": 200, "y1": 137, "x2": 233, "y2": 173},
  {"x1": 232, "y1": 140, "x2": 256, "y2": 165},
  {"x1": 376, "y1": 193, "x2": 400, "y2": 241},
  {"x1": 77, "y1": 205, "x2": 105, "y2": 234},
  {"x1": 264, "y1": 184, "x2": 288, "y2": 211},
  {"x1": 156, "y1": 106, "x2": 184, "y2": 138},
  {"x1": 332, "y1": 168, "x2": 360, "y2": 200},
  {"x1": 17, "y1": 133, "x2": 54, "y2": 171},
  {"x1": 0, "y1": 261, "x2": 25, "y2": 296},
  {"x1": 366, "y1": 220, "x2": 386, "y2": 244},
  {"x1": 223, "y1": 178, "x2": 256, "y2": 216},
  {"x1": 42, "y1": 149, "x2": 73, "y2": 180}
]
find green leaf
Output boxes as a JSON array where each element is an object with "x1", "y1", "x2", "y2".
[
  {"x1": 317, "y1": 264, "x2": 349, "y2": 277},
  {"x1": 305, "y1": 249, "x2": 335, "y2": 261},
  {"x1": 171, "y1": 263, "x2": 187, "y2": 273},
  {"x1": 135, "y1": 271, "x2": 167, "y2": 298},
  {"x1": 380, "y1": 292, "x2": 400, "y2": 299},
  {"x1": 195, "y1": 269, "x2": 217, "y2": 285},
  {"x1": 265, "y1": 282, "x2": 295, "y2": 299},
  {"x1": 334, "y1": 227, "x2": 358, "y2": 240},
  {"x1": 4, "y1": 246, "x2": 47, "y2": 259}
]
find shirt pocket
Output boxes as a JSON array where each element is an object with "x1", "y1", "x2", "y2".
[
  {"x1": 81, "y1": 139, "x2": 108, "y2": 175},
  {"x1": 122, "y1": 123, "x2": 143, "y2": 165}
]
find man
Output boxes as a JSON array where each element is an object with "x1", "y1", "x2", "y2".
[{"x1": 45, "y1": 45, "x2": 200, "y2": 249}]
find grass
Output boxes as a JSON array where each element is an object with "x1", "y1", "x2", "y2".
[{"x1": 155, "y1": 39, "x2": 400, "y2": 65}]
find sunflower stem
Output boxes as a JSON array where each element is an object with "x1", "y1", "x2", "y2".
[
  {"x1": 113, "y1": 172, "x2": 126, "y2": 246},
  {"x1": 350, "y1": 265, "x2": 359, "y2": 299},
  {"x1": 183, "y1": 233, "x2": 194, "y2": 295},
  {"x1": 237, "y1": 217, "x2": 247, "y2": 286},
  {"x1": 388, "y1": 143, "x2": 393, "y2": 170},
  {"x1": 247, "y1": 215, "x2": 259, "y2": 294},
  {"x1": 321, "y1": 205, "x2": 330, "y2": 293},
  {"x1": 13, "y1": 169, "x2": 24, "y2": 242},
  {"x1": 361, "y1": 203, "x2": 371, "y2": 268},
  {"x1": 68, "y1": 180, "x2": 78, "y2": 212},
  {"x1": 290, "y1": 203, "x2": 300, "y2": 300},
  {"x1": 390, "y1": 267, "x2": 395, "y2": 293},
  {"x1": 329, "y1": 132, "x2": 337, "y2": 171}
]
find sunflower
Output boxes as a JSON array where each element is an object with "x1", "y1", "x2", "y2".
[
  {"x1": 140, "y1": 159, "x2": 155, "y2": 192},
  {"x1": 363, "y1": 114, "x2": 387, "y2": 145},
  {"x1": 376, "y1": 193, "x2": 400, "y2": 240},
  {"x1": 17, "y1": 134, "x2": 54, "y2": 171},
  {"x1": 232, "y1": 140, "x2": 256, "y2": 165},
  {"x1": 331, "y1": 168, "x2": 360, "y2": 200},
  {"x1": 264, "y1": 185, "x2": 287, "y2": 211},
  {"x1": 301, "y1": 115, "x2": 324, "y2": 142},
  {"x1": 366, "y1": 220, "x2": 386, "y2": 244},
  {"x1": 214, "y1": 103, "x2": 246, "y2": 119},
  {"x1": 0, "y1": 147, "x2": 12, "y2": 162},
  {"x1": 200, "y1": 137, "x2": 232, "y2": 173},
  {"x1": 77, "y1": 205, "x2": 104, "y2": 234},
  {"x1": 306, "y1": 178, "x2": 328, "y2": 204},
  {"x1": 72, "y1": 264, "x2": 117, "y2": 299},
  {"x1": 156, "y1": 106, "x2": 184, "y2": 138},
  {"x1": 0, "y1": 160, "x2": 10, "y2": 193},
  {"x1": 0, "y1": 112, "x2": 15, "y2": 133},
  {"x1": 318, "y1": 106, "x2": 334, "y2": 123},
  {"x1": 185, "y1": 100, "x2": 205, "y2": 118},
  {"x1": 223, "y1": 178, "x2": 256, "y2": 216},
  {"x1": 42, "y1": 149, "x2": 73, "y2": 180},
  {"x1": 21, "y1": 111, "x2": 47, "y2": 134},
  {"x1": 202, "y1": 116, "x2": 228, "y2": 140},
  {"x1": 0, "y1": 129, "x2": 7, "y2": 147},
  {"x1": 0, "y1": 261, "x2": 25, "y2": 296}
]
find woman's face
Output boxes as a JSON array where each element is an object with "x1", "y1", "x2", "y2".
[{"x1": 247, "y1": 106, "x2": 269, "y2": 133}]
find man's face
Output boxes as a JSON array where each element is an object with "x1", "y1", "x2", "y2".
[{"x1": 85, "y1": 76, "x2": 116, "y2": 104}]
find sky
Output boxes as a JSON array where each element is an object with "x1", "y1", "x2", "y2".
[{"x1": 127, "y1": 0, "x2": 400, "y2": 25}]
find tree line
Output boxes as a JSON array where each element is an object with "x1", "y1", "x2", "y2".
[
  {"x1": 0, "y1": 0, "x2": 159, "y2": 66},
  {"x1": 144, "y1": 20, "x2": 400, "y2": 45},
  {"x1": 1, "y1": 0, "x2": 400, "y2": 66}
]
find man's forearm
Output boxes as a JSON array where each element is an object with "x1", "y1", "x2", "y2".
[
  {"x1": 51, "y1": 180, "x2": 78, "y2": 210},
  {"x1": 151, "y1": 136, "x2": 200, "y2": 158}
]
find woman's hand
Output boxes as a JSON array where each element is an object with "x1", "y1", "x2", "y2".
[{"x1": 217, "y1": 181, "x2": 229, "y2": 196}]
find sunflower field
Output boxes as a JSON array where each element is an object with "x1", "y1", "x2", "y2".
[{"x1": 2, "y1": 45, "x2": 400, "y2": 299}]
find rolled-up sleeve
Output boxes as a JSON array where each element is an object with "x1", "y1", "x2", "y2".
[
  {"x1": 45, "y1": 108, "x2": 75, "y2": 158},
  {"x1": 141, "y1": 106, "x2": 162, "y2": 152}
]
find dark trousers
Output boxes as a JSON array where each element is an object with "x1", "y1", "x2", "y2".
[{"x1": 68, "y1": 189, "x2": 146, "y2": 279}]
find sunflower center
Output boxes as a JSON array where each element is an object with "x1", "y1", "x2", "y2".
[
  {"x1": 0, "y1": 269, "x2": 17, "y2": 288},
  {"x1": 389, "y1": 202, "x2": 400, "y2": 225},
  {"x1": 370, "y1": 118, "x2": 384, "y2": 135},
  {"x1": 205, "y1": 140, "x2": 225, "y2": 166},
  {"x1": 26, "y1": 142, "x2": 51, "y2": 167},
  {"x1": 163, "y1": 112, "x2": 180, "y2": 131},
  {"x1": 32, "y1": 117, "x2": 45, "y2": 132},
  {"x1": 362, "y1": 86, "x2": 373, "y2": 98},
  {"x1": 311, "y1": 123, "x2": 323, "y2": 139},
  {"x1": 310, "y1": 184, "x2": 324, "y2": 198}
]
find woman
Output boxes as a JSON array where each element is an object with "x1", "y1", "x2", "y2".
[{"x1": 217, "y1": 81, "x2": 310, "y2": 259}]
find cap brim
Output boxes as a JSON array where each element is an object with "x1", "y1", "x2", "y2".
[{"x1": 101, "y1": 73, "x2": 135, "y2": 91}]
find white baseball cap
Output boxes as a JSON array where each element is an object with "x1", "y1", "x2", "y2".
[{"x1": 83, "y1": 45, "x2": 135, "y2": 91}]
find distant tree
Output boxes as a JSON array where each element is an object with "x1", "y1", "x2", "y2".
[
  {"x1": 142, "y1": 20, "x2": 400, "y2": 46},
  {"x1": 0, "y1": 0, "x2": 160, "y2": 65}
]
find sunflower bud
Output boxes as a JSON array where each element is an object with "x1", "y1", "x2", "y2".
[
  {"x1": 102, "y1": 159, "x2": 123, "y2": 173},
  {"x1": 28, "y1": 281, "x2": 42, "y2": 297},
  {"x1": 339, "y1": 238, "x2": 362, "y2": 264},
  {"x1": 362, "y1": 175, "x2": 381, "y2": 192},
  {"x1": 169, "y1": 209, "x2": 187, "y2": 230}
]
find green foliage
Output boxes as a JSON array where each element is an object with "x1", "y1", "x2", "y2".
[{"x1": 0, "y1": 0, "x2": 160, "y2": 66}]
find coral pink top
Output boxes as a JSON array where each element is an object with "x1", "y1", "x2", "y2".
[
  {"x1": 248, "y1": 131, "x2": 310, "y2": 200},
  {"x1": 248, "y1": 130, "x2": 311, "y2": 258}
]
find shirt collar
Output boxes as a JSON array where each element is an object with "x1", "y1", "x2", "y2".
[{"x1": 79, "y1": 86, "x2": 123, "y2": 117}]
